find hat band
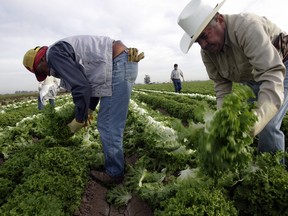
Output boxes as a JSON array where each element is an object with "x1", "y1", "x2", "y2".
[{"x1": 33, "y1": 46, "x2": 48, "y2": 72}]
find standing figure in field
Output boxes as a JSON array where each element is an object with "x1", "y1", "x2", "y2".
[
  {"x1": 178, "y1": 0, "x2": 288, "y2": 153},
  {"x1": 171, "y1": 64, "x2": 184, "y2": 93},
  {"x1": 38, "y1": 75, "x2": 60, "y2": 110},
  {"x1": 23, "y1": 35, "x2": 144, "y2": 184}
]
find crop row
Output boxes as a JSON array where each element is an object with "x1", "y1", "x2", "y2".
[
  {"x1": 133, "y1": 90, "x2": 214, "y2": 124},
  {"x1": 1, "y1": 87, "x2": 288, "y2": 215}
]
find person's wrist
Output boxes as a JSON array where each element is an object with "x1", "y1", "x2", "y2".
[
  {"x1": 88, "y1": 109, "x2": 94, "y2": 115},
  {"x1": 75, "y1": 119, "x2": 85, "y2": 124}
]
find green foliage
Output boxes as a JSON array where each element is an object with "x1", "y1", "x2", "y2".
[
  {"x1": 5, "y1": 170, "x2": 78, "y2": 214},
  {"x1": 0, "y1": 142, "x2": 100, "y2": 215},
  {"x1": 138, "y1": 181, "x2": 176, "y2": 210},
  {"x1": 124, "y1": 110, "x2": 148, "y2": 156},
  {"x1": 0, "y1": 144, "x2": 46, "y2": 184},
  {"x1": 135, "y1": 93, "x2": 205, "y2": 123},
  {"x1": 0, "y1": 95, "x2": 104, "y2": 215},
  {"x1": 0, "y1": 103, "x2": 76, "y2": 155},
  {"x1": 2, "y1": 83, "x2": 288, "y2": 215},
  {"x1": 23, "y1": 147, "x2": 87, "y2": 180},
  {"x1": 106, "y1": 185, "x2": 132, "y2": 208},
  {"x1": 0, "y1": 102, "x2": 38, "y2": 127},
  {"x1": 0, "y1": 192, "x2": 65, "y2": 216},
  {"x1": 37, "y1": 104, "x2": 74, "y2": 141},
  {"x1": 134, "y1": 80, "x2": 215, "y2": 95},
  {"x1": 155, "y1": 180, "x2": 238, "y2": 216},
  {"x1": 0, "y1": 178, "x2": 13, "y2": 205},
  {"x1": 233, "y1": 152, "x2": 288, "y2": 216},
  {"x1": 161, "y1": 93, "x2": 216, "y2": 113},
  {"x1": 198, "y1": 85, "x2": 257, "y2": 179},
  {"x1": 0, "y1": 146, "x2": 90, "y2": 214},
  {"x1": 124, "y1": 164, "x2": 176, "y2": 210},
  {"x1": 125, "y1": 104, "x2": 196, "y2": 173},
  {"x1": 170, "y1": 119, "x2": 205, "y2": 150},
  {"x1": 0, "y1": 122, "x2": 36, "y2": 155}
]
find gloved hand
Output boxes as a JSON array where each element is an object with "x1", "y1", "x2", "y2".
[
  {"x1": 86, "y1": 109, "x2": 94, "y2": 126},
  {"x1": 68, "y1": 119, "x2": 85, "y2": 134},
  {"x1": 250, "y1": 101, "x2": 278, "y2": 136},
  {"x1": 128, "y1": 48, "x2": 145, "y2": 62},
  {"x1": 250, "y1": 110, "x2": 262, "y2": 136}
]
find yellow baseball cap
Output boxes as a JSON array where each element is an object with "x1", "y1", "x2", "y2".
[
  {"x1": 23, "y1": 46, "x2": 41, "y2": 72},
  {"x1": 23, "y1": 46, "x2": 48, "y2": 81}
]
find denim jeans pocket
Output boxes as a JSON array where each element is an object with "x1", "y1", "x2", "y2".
[{"x1": 125, "y1": 62, "x2": 138, "y2": 83}]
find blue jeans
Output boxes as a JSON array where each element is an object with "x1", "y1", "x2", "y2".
[
  {"x1": 97, "y1": 51, "x2": 138, "y2": 177},
  {"x1": 245, "y1": 61, "x2": 288, "y2": 152},
  {"x1": 172, "y1": 79, "x2": 182, "y2": 92}
]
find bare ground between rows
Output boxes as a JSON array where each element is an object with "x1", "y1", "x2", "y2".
[
  {"x1": 74, "y1": 154, "x2": 154, "y2": 216},
  {"x1": 74, "y1": 180, "x2": 153, "y2": 216}
]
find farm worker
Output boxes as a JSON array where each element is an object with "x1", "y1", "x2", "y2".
[
  {"x1": 170, "y1": 63, "x2": 184, "y2": 93},
  {"x1": 37, "y1": 76, "x2": 60, "y2": 110},
  {"x1": 178, "y1": 0, "x2": 288, "y2": 153},
  {"x1": 22, "y1": 35, "x2": 144, "y2": 184}
]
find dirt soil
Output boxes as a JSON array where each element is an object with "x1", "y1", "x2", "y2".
[
  {"x1": 74, "y1": 180, "x2": 153, "y2": 216},
  {"x1": 74, "y1": 154, "x2": 154, "y2": 216}
]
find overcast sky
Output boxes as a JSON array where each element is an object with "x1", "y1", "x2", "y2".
[{"x1": 0, "y1": 0, "x2": 287, "y2": 94}]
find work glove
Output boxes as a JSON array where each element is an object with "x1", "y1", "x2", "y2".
[
  {"x1": 128, "y1": 48, "x2": 145, "y2": 62},
  {"x1": 68, "y1": 118, "x2": 85, "y2": 134},
  {"x1": 250, "y1": 101, "x2": 278, "y2": 136},
  {"x1": 86, "y1": 109, "x2": 94, "y2": 127}
]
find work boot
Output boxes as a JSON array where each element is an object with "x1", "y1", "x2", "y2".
[{"x1": 90, "y1": 170, "x2": 123, "y2": 185}]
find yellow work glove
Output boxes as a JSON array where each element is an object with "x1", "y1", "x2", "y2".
[
  {"x1": 128, "y1": 48, "x2": 145, "y2": 62},
  {"x1": 68, "y1": 118, "x2": 85, "y2": 134}
]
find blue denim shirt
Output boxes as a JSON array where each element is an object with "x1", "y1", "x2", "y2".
[{"x1": 47, "y1": 35, "x2": 114, "y2": 122}]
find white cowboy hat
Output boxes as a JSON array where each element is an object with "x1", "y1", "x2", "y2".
[{"x1": 177, "y1": 0, "x2": 226, "y2": 53}]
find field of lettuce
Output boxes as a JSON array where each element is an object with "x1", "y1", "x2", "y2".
[{"x1": 1, "y1": 80, "x2": 288, "y2": 215}]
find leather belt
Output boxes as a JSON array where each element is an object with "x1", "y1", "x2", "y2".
[{"x1": 113, "y1": 40, "x2": 127, "y2": 59}]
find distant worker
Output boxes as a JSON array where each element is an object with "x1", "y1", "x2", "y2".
[
  {"x1": 38, "y1": 76, "x2": 60, "y2": 110},
  {"x1": 170, "y1": 64, "x2": 184, "y2": 93}
]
